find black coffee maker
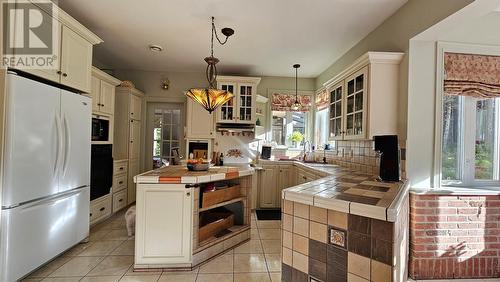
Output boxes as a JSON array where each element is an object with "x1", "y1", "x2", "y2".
[{"x1": 374, "y1": 135, "x2": 400, "y2": 182}]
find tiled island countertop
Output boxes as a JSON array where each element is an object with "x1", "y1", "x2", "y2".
[
  {"x1": 134, "y1": 165, "x2": 254, "y2": 184},
  {"x1": 276, "y1": 161, "x2": 410, "y2": 282}
]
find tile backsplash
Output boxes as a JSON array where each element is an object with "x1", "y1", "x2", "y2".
[{"x1": 312, "y1": 140, "x2": 407, "y2": 178}]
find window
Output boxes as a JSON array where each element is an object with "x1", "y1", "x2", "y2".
[
  {"x1": 271, "y1": 111, "x2": 309, "y2": 148},
  {"x1": 315, "y1": 108, "x2": 329, "y2": 147},
  {"x1": 152, "y1": 109, "x2": 181, "y2": 169},
  {"x1": 441, "y1": 95, "x2": 500, "y2": 186}
]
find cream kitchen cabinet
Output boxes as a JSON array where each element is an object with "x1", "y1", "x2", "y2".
[
  {"x1": 324, "y1": 52, "x2": 404, "y2": 140},
  {"x1": 258, "y1": 164, "x2": 294, "y2": 208},
  {"x1": 216, "y1": 76, "x2": 261, "y2": 124},
  {"x1": 135, "y1": 184, "x2": 192, "y2": 265},
  {"x1": 90, "y1": 67, "x2": 121, "y2": 116},
  {"x1": 10, "y1": 1, "x2": 102, "y2": 93},
  {"x1": 186, "y1": 98, "x2": 215, "y2": 139},
  {"x1": 114, "y1": 86, "x2": 145, "y2": 205}
]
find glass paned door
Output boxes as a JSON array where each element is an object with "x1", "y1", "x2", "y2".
[
  {"x1": 239, "y1": 84, "x2": 253, "y2": 122},
  {"x1": 219, "y1": 83, "x2": 235, "y2": 122},
  {"x1": 329, "y1": 83, "x2": 343, "y2": 139},
  {"x1": 150, "y1": 106, "x2": 182, "y2": 169},
  {"x1": 344, "y1": 67, "x2": 367, "y2": 138}
]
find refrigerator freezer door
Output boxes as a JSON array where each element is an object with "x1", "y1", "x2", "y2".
[
  {"x1": 2, "y1": 74, "x2": 61, "y2": 207},
  {"x1": 0, "y1": 187, "x2": 90, "y2": 282},
  {"x1": 59, "y1": 91, "x2": 91, "y2": 193}
]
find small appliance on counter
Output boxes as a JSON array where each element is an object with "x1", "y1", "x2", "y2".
[
  {"x1": 374, "y1": 135, "x2": 400, "y2": 182},
  {"x1": 261, "y1": 145, "x2": 272, "y2": 160}
]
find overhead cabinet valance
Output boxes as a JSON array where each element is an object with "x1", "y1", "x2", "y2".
[
  {"x1": 444, "y1": 52, "x2": 500, "y2": 99},
  {"x1": 271, "y1": 92, "x2": 312, "y2": 112}
]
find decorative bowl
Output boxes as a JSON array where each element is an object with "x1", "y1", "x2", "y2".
[{"x1": 187, "y1": 163, "x2": 210, "y2": 171}]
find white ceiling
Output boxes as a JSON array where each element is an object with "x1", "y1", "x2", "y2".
[{"x1": 57, "y1": 0, "x2": 407, "y2": 77}]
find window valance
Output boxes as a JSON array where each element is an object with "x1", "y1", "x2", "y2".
[
  {"x1": 315, "y1": 88, "x2": 329, "y2": 110},
  {"x1": 444, "y1": 52, "x2": 500, "y2": 99},
  {"x1": 271, "y1": 92, "x2": 312, "y2": 112}
]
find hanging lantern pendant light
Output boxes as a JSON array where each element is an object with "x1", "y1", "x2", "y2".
[
  {"x1": 290, "y1": 64, "x2": 302, "y2": 111},
  {"x1": 186, "y1": 17, "x2": 235, "y2": 113}
]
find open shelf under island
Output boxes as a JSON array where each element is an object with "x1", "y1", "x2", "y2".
[{"x1": 133, "y1": 165, "x2": 254, "y2": 271}]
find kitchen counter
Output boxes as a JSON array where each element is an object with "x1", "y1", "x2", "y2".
[
  {"x1": 134, "y1": 165, "x2": 254, "y2": 184},
  {"x1": 260, "y1": 159, "x2": 409, "y2": 222}
]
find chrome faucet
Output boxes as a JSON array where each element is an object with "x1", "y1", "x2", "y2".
[{"x1": 302, "y1": 140, "x2": 311, "y2": 161}]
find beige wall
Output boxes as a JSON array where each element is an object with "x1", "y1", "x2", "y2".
[{"x1": 315, "y1": 0, "x2": 473, "y2": 140}]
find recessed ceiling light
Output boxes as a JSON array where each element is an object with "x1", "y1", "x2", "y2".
[{"x1": 149, "y1": 44, "x2": 163, "y2": 52}]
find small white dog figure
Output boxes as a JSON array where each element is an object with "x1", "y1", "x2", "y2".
[{"x1": 125, "y1": 205, "x2": 136, "y2": 237}]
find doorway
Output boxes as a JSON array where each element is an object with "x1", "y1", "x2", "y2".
[{"x1": 145, "y1": 102, "x2": 184, "y2": 170}]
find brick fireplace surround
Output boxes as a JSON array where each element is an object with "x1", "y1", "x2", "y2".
[{"x1": 410, "y1": 193, "x2": 500, "y2": 279}]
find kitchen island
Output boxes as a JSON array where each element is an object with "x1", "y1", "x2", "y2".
[
  {"x1": 276, "y1": 161, "x2": 409, "y2": 282},
  {"x1": 133, "y1": 165, "x2": 254, "y2": 271}
]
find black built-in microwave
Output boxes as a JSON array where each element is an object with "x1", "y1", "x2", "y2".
[{"x1": 92, "y1": 116, "x2": 110, "y2": 142}]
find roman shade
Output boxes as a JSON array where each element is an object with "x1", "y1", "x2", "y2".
[
  {"x1": 271, "y1": 92, "x2": 312, "y2": 112},
  {"x1": 315, "y1": 88, "x2": 329, "y2": 110},
  {"x1": 444, "y1": 52, "x2": 500, "y2": 98}
]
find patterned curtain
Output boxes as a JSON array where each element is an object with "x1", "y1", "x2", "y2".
[
  {"x1": 444, "y1": 52, "x2": 500, "y2": 98},
  {"x1": 315, "y1": 88, "x2": 329, "y2": 110},
  {"x1": 271, "y1": 93, "x2": 312, "y2": 112}
]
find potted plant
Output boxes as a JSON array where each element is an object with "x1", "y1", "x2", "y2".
[{"x1": 288, "y1": 131, "x2": 304, "y2": 148}]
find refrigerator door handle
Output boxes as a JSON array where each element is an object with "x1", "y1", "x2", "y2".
[
  {"x1": 20, "y1": 187, "x2": 84, "y2": 211},
  {"x1": 55, "y1": 114, "x2": 63, "y2": 176},
  {"x1": 62, "y1": 114, "x2": 71, "y2": 177}
]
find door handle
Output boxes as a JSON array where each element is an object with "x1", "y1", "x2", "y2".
[
  {"x1": 62, "y1": 73, "x2": 68, "y2": 77},
  {"x1": 54, "y1": 114, "x2": 63, "y2": 176},
  {"x1": 62, "y1": 115, "x2": 71, "y2": 177}
]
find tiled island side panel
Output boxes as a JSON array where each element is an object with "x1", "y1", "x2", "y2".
[{"x1": 282, "y1": 199, "x2": 407, "y2": 282}]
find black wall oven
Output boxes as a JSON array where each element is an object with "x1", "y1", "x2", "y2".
[
  {"x1": 92, "y1": 116, "x2": 110, "y2": 142},
  {"x1": 90, "y1": 144, "x2": 113, "y2": 200}
]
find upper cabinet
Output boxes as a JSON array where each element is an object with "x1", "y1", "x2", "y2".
[
  {"x1": 186, "y1": 98, "x2": 215, "y2": 139},
  {"x1": 324, "y1": 52, "x2": 404, "y2": 140},
  {"x1": 215, "y1": 76, "x2": 261, "y2": 124},
  {"x1": 90, "y1": 67, "x2": 121, "y2": 116},
  {"x1": 9, "y1": 1, "x2": 102, "y2": 93}
]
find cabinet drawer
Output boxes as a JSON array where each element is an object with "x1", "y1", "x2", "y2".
[
  {"x1": 90, "y1": 196, "x2": 111, "y2": 224},
  {"x1": 113, "y1": 161, "x2": 128, "y2": 175},
  {"x1": 113, "y1": 174, "x2": 127, "y2": 192},
  {"x1": 113, "y1": 190, "x2": 127, "y2": 213}
]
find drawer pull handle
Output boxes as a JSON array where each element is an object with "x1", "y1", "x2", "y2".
[
  {"x1": 119, "y1": 199, "x2": 123, "y2": 202},
  {"x1": 62, "y1": 73, "x2": 68, "y2": 77},
  {"x1": 90, "y1": 213, "x2": 92, "y2": 217},
  {"x1": 100, "y1": 207, "x2": 105, "y2": 211},
  {"x1": 119, "y1": 181, "x2": 123, "y2": 184},
  {"x1": 120, "y1": 167, "x2": 124, "y2": 170}
]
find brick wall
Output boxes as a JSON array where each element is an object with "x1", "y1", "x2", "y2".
[{"x1": 409, "y1": 193, "x2": 500, "y2": 279}]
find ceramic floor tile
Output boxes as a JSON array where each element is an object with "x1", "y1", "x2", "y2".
[
  {"x1": 233, "y1": 254, "x2": 268, "y2": 273},
  {"x1": 195, "y1": 274, "x2": 233, "y2": 282},
  {"x1": 124, "y1": 265, "x2": 163, "y2": 276},
  {"x1": 258, "y1": 229, "x2": 281, "y2": 240},
  {"x1": 234, "y1": 272, "x2": 270, "y2": 282},
  {"x1": 199, "y1": 254, "x2": 233, "y2": 274},
  {"x1": 40, "y1": 277, "x2": 82, "y2": 282},
  {"x1": 269, "y1": 272, "x2": 281, "y2": 282},
  {"x1": 158, "y1": 273, "x2": 197, "y2": 282},
  {"x1": 261, "y1": 240, "x2": 281, "y2": 254},
  {"x1": 80, "y1": 276, "x2": 121, "y2": 282},
  {"x1": 162, "y1": 268, "x2": 199, "y2": 275},
  {"x1": 49, "y1": 256, "x2": 104, "y2": 277},
  {"x1": 119, "y1": 275, "x2": 161, "y2": 282},
  {"x1": 20, "y1": 279, "x2": 43, "y2": 282},
  {"x1": 87, "y1": 256, "x2": 134, "y2": 276},
  {"x1": 250, "y1": 229, "x2": 260, "y2": 239},
  {"x1": 233, "y1": 239, "x2": 263, "y2": 254},
  {"x1": 27, "y1": 256, "x2": 73, "y2": 278},
  {"x1": 89, "y1": 228, "x2": 112, "y2": 241},
  {"x1": 102, "y1": 229, "x2": 131, "y2": 241},
  {"x1": 77, "y1": 241, "x2": 123, "y2": 256},
  {"x1": 264, "y1": 254, "x2": 281, "y2": 272},
  {"x1": 256, "y1": 220, "x2": 281, "y2": 229},
  {"x1": 112, "y1": 240, "x2": 135, "y2": 256}
]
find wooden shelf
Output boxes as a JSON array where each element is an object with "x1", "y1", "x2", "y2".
[
  {"x1": 199, "y1": 197, "x2": 245, "y2": 212},
  {"x1": 197, "y1": 224, "x2": 250, "y2": 249}
]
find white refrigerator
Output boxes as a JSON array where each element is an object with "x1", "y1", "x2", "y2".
[{"x1": 0, "y1": 73, "x2": 91, "y2": 282}]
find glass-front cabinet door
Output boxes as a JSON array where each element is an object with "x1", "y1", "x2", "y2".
[
  {"x1": 238, "y1": 84, "x2": 255, "y2": 124},
  {"x1": 343, "y1": 66, "x2": 367, "y2": 139},
  {"x1": 217, "y1": 83, "x2": 236, "y2": 123},
  {"x1": 328, "y1": 82, "x2": 343, "y2": 140}
]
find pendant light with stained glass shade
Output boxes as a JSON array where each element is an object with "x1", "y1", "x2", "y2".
[
  {"x1": 186, "y1": 17, "x2": 235, "y2": 113},
  {"x1": 290, "y1": 64, "x2": 302, "y2": 111}
]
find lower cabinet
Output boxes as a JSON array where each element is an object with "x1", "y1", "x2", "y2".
[
  {"x1": 135, "y1": 184, "x2": 192, "y2": 265},
  {"x1": 112, "y1": 190, "x2": 128, "y2": 213},
  {"x1": 90, "y1": 194, "x2": 112, "y2": 225},
  {"x1": 258, "y1": 164, "x2": 294, "y2": 209},
  {"x1": 128, "y1": 159, "x2": 139, "y2": 205}
]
